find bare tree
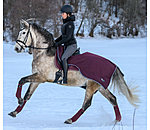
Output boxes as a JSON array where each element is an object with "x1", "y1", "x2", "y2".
[
  {"x1": 76, "y1": 7, "x2": 87, "y2": 37},
  {"x1": 3, "y1": 0, "x2": 147, "y2": 41},
  {"x1": 69, "y1": 0, "x2": 80, "y2": 13},
  {"x1": 4, "y1": 0, "x2": 61, "y2": 41}
]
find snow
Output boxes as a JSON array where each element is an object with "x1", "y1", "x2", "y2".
[{"x1": 3, "y1": 37, "x2": 147, "y2": 130}]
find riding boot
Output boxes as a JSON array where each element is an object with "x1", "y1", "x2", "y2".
[{"x1": 61, "y1": 58, "x2": 68, "y2": 84}]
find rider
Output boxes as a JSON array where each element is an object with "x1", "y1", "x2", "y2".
[{"x1": 55, "y1": 5, "x2": 77, "y2": 84}]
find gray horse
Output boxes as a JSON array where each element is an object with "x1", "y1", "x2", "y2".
[{"x1": 8, "y1": 19, "x2": 140, "y2": 124}]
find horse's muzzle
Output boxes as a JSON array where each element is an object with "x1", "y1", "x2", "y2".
[
  {"x1": 14, "y1": 46, "x2": 22, "y2": 53},
  {"x1": 14, "y1": 46, "x2": 19, "y2": 53},
  {"x1": 14, "y1": 47, "x2": 19, "y2": 51}
]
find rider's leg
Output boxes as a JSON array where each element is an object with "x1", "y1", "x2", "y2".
[
  {"x1": 61, "y1": 58, "x2": 68, "y2": 84},
  {"x1": 61, "y1": 44, "x2": 77, "y2": 84}
]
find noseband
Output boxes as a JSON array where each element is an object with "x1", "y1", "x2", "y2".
[{"x1": 16, "y1": 24, "x2": 52, "y2": 50}]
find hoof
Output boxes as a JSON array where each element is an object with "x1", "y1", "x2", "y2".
[
  {"x1": 115, "y1": 118, "x2": 121, "y2": 122},
  {"x1": 115, "y1": 119, "x2": 121, "y2": 122},
  {"x1": 64, "y1": 119, "x2": 72, "y2": 124},
  {"x1": 8, "y1": 111, "x2": 17, "y2": 118}
]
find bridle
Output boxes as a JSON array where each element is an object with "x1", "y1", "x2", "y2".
[{"x1": 16, "y1": 24, "x2": 52, "y2": 50}]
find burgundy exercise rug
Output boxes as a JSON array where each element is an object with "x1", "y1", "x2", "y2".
[{"x1": 54, "y1": 46, "x2": 117, "y2": 89}]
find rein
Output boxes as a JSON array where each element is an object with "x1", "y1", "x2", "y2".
[{"x1": 16, "y1": 25, "x2": 54, "y2": 50}]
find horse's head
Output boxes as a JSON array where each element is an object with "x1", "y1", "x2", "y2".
[{"x1": 14, "y1": 19, "x2": 33, "y2": 53}]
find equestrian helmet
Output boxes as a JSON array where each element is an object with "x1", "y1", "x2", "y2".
[{"x1": 60, "y1": 5, "x2": 73, "y2": 13}]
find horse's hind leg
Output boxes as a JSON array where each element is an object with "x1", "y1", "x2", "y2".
[
  {"x1": 98, "y1": 87, "x2": 121, "y2": 121},
  {"x1": 8, "y1": 83, "x2": 39, "y2": 117},
  {"x1": 64, "y1": 80, "x2": 99, "y2": 124}
]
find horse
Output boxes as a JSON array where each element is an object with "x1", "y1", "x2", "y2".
[{"x1": 8, "y1": 19, "x2": 140, "y2": 124}]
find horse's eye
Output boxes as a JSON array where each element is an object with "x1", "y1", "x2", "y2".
[{"x1": 23, "y1": 32, "x2": 26, "y2": 34}]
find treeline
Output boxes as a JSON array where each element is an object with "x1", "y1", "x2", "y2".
[{"x1": 3, "y1": 0, "x2": 147, "y2": 41}]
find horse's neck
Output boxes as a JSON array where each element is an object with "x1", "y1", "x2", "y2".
[{"x1": 31, "y1": 30, "x2": 48, "y2": 59}]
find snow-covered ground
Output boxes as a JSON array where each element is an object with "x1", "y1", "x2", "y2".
[{"x1": 3, "y1": 37, "x2": 147, "y2": 130}]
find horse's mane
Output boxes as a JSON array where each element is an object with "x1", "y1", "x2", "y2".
[
  {"x1": 31, "y1": 23, "x2": 56, "y2": 56},
  {"x1": 32, "y1": 23, "x2": 54, "y2": 43}
]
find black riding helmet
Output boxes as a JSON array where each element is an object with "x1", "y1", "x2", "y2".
[{"x1": 60, "y1": 5, "x2": 73, "y2": 13}]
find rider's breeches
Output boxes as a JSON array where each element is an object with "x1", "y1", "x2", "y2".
[{"x1": 61, "y1": 44, "x2": 77, "y2": 61}]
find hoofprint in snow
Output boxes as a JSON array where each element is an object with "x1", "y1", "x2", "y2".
[{"x1": 3, "y1": 37, "x2": 147, "y2": 130}]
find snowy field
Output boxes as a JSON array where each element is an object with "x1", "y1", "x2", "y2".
[{"x1": 3, "y1": 37, "x2": 147, "y2": 130}]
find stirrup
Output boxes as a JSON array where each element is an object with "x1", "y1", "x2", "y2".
[
  {"x1": 62, "y1": 78, "x2": 67, "y2": 84},
  {"x1": 58, "y1": 78, "x2": 67, "y2": 84}
]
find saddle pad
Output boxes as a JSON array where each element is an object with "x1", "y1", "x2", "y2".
[{"x1": 54, "y1": 46, "x2": 117, "y2": 89}]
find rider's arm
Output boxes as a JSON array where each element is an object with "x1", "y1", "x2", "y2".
[{"x1": 55, "y1": 35, "x2": 62, "y2": 43}]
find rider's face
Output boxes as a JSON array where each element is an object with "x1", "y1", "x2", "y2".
[{"x1": 61, "y1": 13, "x2": 68, "y2": 19}]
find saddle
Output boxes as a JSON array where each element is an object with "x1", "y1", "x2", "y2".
[
  {"x1": 53, "y1": 47, "x2": 80, "y2": 83},
  {"x1": 73, "y1": 47, "x2": 80, "y2": 56}
]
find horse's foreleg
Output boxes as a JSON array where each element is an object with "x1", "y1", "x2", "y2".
[
  {"x1": 98, "y1": 87, "x2": 121, "y2": 122},
  {"x1": 16, "y1": 73, "x2": 44, "y2": 103},
  {"x1": 64, "y1": 80, "x2": 99, "y2": 124},
  {"x1": 8, "y1": 83, "x2": 39, "y2": 117}
]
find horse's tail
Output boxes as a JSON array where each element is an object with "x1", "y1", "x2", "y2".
[{"x1": 110, "y1": 67, "x2": 140, "y2": 108}]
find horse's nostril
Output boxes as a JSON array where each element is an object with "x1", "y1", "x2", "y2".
[{"x1": 15, "y1": 47, "x2": 19, "y2": 52}]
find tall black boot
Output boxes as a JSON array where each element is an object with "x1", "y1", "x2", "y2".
[{"x1": 61, "y1": 58, "x2": 68, "y2": 84}]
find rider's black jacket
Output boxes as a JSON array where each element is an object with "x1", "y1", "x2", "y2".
[{"x1": 55, "y1": 15, "x2": 77, "y2": 47}]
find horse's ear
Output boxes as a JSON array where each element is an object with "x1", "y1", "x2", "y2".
[{"x1": 20, "y1": 19, "x2": 29, "y2": 29}]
